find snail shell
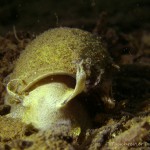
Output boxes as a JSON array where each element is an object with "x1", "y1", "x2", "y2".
[{"x1": 5, "y1": 27, "x2": 114, "y2": 132}]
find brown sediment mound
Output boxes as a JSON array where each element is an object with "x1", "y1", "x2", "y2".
[
  {"x1": 0, "y1": 116, "x2": 27, "y2": 148},
  {"x1": 0, "y1": 115, "x2": 75, "y2": 149}
]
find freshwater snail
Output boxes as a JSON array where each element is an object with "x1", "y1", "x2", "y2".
[{"x1": 5, "y1": 27, "x2": 115, "y2": 133}]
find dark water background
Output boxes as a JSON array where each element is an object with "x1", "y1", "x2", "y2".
[{"x1": 0, "y1": 0, "x2": 150, "y2": 34}]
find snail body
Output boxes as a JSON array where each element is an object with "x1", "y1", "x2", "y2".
[{"x1": 5, "y1": 27, "x2": 114, "y2": 132}]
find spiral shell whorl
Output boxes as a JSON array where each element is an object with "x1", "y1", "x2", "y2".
[{"x1": 11, "y1": 27, "x2": 112, "y2": 93}]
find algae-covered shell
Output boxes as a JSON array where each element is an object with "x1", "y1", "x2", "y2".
[
  {"x1": 5, "y1": 27, "x2": 114, "y2": 131},
  {"x1": 7, "y1": 27, "x2": 112, "y2": 95}
]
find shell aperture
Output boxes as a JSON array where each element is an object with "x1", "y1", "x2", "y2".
[{"x1": 7, "y1": 61, "x2": 88, "y2": 130}]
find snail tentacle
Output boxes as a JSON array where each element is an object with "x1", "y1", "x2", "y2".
[{"x1": 61, "y1": 60, "x2": 86, "y2": 106}]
